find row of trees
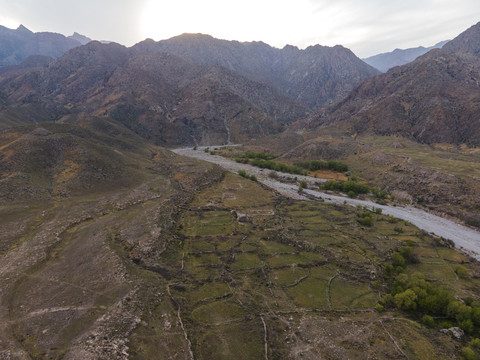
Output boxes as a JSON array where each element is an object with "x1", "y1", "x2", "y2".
[{"x1": 295, "y1": 160, "x2": 349, "y2": 173}]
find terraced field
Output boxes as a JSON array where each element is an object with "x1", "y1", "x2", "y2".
[{"x1": 128, "y1": 171, "x2": 480, "y2": 359}]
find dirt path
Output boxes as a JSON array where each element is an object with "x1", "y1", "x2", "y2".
[{"x1": 173, "y1": 146, "x2": 480, "y2": 260}]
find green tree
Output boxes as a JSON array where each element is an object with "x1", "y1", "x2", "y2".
[{"x1": 394, "y1": 289, "x2": 418, "y2": 311}]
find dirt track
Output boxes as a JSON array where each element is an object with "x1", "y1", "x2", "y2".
[{"x1": 173, "y1": 146, "x2": 480, "y2": 260}]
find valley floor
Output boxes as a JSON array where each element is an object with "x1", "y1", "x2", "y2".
[{"x1": 173, "y1": 146, "x2": 480, "y2": 260}]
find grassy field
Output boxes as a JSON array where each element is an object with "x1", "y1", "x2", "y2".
[
  {"x1": 129, "y1": 171, "x2": 480, "y2": 359},
  {"x1": 3, "y1": 126, "x2": 480, "y2": 358}
]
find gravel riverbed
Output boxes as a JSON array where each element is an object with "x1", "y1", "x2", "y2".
[{"x1": 173, "y1": 146, "x2": 480, "y2": 260}]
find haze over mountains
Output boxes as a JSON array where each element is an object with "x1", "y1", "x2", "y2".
[
  {"x1": 0, "y1": 24, "x2": 90, "y2": 66},
  {"x1": 363, "y1": 40, "x2": 449, "y2": 72}
]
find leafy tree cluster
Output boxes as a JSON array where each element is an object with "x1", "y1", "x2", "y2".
[
  {"x1": 237, "y1": 170, "x2": 257, "y2": 181},
  {"x1": 295, "y1": 160, "x2": 349, "y2": 173},
  {"x1": 323, "y1": 180, "x2": 370, "y2": 198},
  {"x1": 322, "y1": 179, "x2": 389, "y2": 200},
  {"x1": 237, "y1": 151, "x2": 276, "y2": 161},
  {"x1": 462, "y1": 338, "x2": 480, "y2": 359},
  {"x1": 357, "y1": 209, "x2": 373, "y2": 227},
  {"x1": 380, "y1": 246, "x2": 480, "y2": 336}
]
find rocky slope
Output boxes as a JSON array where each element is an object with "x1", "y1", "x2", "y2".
[
  {"x1": 302, "y1": 22, "x2": 480, "y2": 147},
  {"x1": 0, "y1": 24, "x2": 81, "y2": 66},
  {"x1": 363, "y1": 40, "x2": 448, "y2": 72},
  {"x1": 0, "y1": 40, "x2": 309, "y2": 145},
  {"x1": 133, "y1": 34, "x2": 380, "y2": 108}
]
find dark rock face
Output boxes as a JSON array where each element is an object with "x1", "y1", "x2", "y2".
[
  {"x1": 132, "y1": 34, "x2": 380, "y2": 109},
  {"x1": 0, "y1": 41, "x2": 309, "y2": 145},
  {"x1": 0, "y1": 25, "x2": 81, "y2": 66}
]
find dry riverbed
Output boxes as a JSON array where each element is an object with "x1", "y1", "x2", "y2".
[{"x1": 173, "y1": 146, "x2": 480, "y2": 260}]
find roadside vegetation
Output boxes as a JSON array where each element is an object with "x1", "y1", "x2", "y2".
[{"x1": 322, "y1": 177, "x2": 389, "y2": 201}]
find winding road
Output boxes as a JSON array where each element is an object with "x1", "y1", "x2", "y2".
[{"x1": 173, "y1": 146, "x2": 480, "y2": 261}]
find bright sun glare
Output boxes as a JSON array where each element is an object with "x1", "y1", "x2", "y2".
[
  {"x1": 0, "y1": 16, "x2": 20, "y2": 30},
  {"x1": 140, "y1": 0, "x2": 329, "y2": 48}
]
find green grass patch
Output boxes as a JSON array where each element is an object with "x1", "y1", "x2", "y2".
[
  {"x1": 195, "y1": 320, "x2": 264, "y2": 360},
  {"x1": 191, "y1": 301, "x2": 246, "y2": 325},
  {"x1": 189, "y1": 282, "x2": 231, "y2": 303},
  {"x1": 267, "y1": 254, "x2": 312, "y2": 268},
  {"x1": 271, "y1": 267, "x2": 309, "y2": 286},
  {"x1": 181, "y1": 211, "x2": 235, "y2": 236},
  {"x1": 285, "y1": 277, "x2": 329, "y2": 309},
  {"x1": 230, "y1": 254, "x2": 263, "y2": 270},
  {"x1": 407, "y1": 263, "x2": 457, "y2": 281},
  {"x1": 330, "y1": 278, "x2": 377, "y2": 309},
  {"x1": 259, "y1": 240, "x2": 296, "y2": 254}
]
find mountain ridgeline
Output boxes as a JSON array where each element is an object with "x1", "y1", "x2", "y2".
[
  {"x1": 0, "y1": 34, "x2": 379, "y2": 145},
  {"x1": 363, "y1": 40, "x2": 448, "y2": 72},
  {"x1": 302, "y1": 21, "x2": 480, "y2": 147},
  {"x1": 0, "y1": 24, "x2": 88, "y2": 66}
]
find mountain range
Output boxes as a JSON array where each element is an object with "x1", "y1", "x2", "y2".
[
  {"x1": 302, "y1": 21, "x2": 480, "y2": 147},
  {"x1": 0, "y1": 33, "x2": 380, "y2": 145},
  {"x1": 363, "y1": 40, "x2": 449, "y2": 72},
  {"x1": 0, "y1": 24, "x2": 91, "y2": 67},
  {"x1": 2, "y1": 18, "x2": 480, "y2": 360}
]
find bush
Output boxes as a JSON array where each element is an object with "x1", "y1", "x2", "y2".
[
  {"x1": 357, "y1": 216, "x2": 373, "y2": 227},
  {"x1": 375, "y1": 304, "x2": 385, "y2": 312},
  {"x1": 461, "y1": 347, "x2": 477, "y2": 360},
  {"x1": 456, "y1": 266, "x2": 469, "y2": 279},
  {"x1": 392, "y1": 252, "x2": 406, "y2": 267},
  {"x1": 295, "y1": 160, "x2": 349, "y2": 173},
  {"x1": 299, "y1": 180, "x2": 307, "y2": 189},
  {"x1": 470, "y1": 338, "x2": 480, "y2": 349},
  {"x1": 422, "y1": 314, "x2": 435, "y2": 328}
]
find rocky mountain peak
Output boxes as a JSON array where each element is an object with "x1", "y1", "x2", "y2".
[{"x1": 443, "y1": 21, "x2": 480, "y2": 56}]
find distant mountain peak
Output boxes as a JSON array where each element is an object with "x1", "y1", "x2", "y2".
[
  {"x1": 363, "y1": 40, "x2": 449, "y2": 72},
  {"x1": 0, "y1": 25, "x2": 82, "y2": 66},
  {"x1": 68, "y1": 32, "x2": 91, "y2": 45},
  {"x1": 16, "y1": 24, "x2": 33, "y2": 34}
]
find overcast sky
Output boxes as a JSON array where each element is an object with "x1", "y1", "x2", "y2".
[{"x1": 1, "y1": 0, "x2": 479, "y2": 57}]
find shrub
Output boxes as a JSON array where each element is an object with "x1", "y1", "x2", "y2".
[
  {"x1": 268, "y1": 171, "x2": 278, "y2": 179},
  {"x1": 375, "y1": 304, "x2": 385, "y2": 312},
  {"x1": 299, "y1": 179, "x2": 307, "y2": 189},
  {"x1": 461, "y1": 347, "x2": 476, "y2": 360},
  {"x1": 394, "y1": 289, "x2": 418, "y2": 311},
  {"x1": 456, "y1": 266, "x2": 469, "y2": 279},
  {"x1": 422, "y1": 314, "x2": 435, "y2": 328},
  {"x1": 392, "y1": 252, "x2": 406, "y2": 267},
  {"x1": 470, "y1": 338, "x2": 480, "y2": 349},
  {"x1": 357, "y1": 216, "x2": 373, "y2": 227}
]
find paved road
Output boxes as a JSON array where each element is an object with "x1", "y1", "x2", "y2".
[{"x1": 173, "y1": 146, "x2": 480, "y2": 260}]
